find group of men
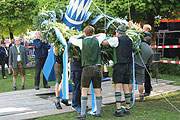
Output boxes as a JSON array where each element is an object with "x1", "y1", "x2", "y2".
[
  {"x1": 0, "y1": 22, "x2": 153, "y2": 119},
  {"x1": 68, "y1": 23, "x2": 153, "y2": 119}
]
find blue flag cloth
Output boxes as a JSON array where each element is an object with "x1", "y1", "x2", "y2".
[
  {"x1": 62, "y1": 0, "x2": 92, "y2": 31},
  {"x1": 42, "y1": 46, "x2": 56, "y2": 82}
]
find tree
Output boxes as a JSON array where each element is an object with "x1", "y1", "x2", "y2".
[
  {"x1": 0, "y1": 0, "x2": 38, "y2": 38},
  {"x1": 107, "y1": 0, "x2": 180, "y2": 41},
  {"x1": 37, "y1": 0, "x2": 69, "y2": 11}
]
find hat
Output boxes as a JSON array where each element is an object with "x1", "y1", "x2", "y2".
[
  {"x1": 1, "y1": 41, "x2": 5, "y2": 44},
  {"x1": 144, "y1": 32, "x2": 152, "y2": 38},
  {"x1": 116, "y1": 24, "x2": 126, "y2": 33}
]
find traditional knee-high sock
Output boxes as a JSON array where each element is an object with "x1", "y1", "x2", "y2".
[
  {"x1": 96, "y1": 96, "x2": 102, "y2": 115},
  {"x1": 22, "y1": 81, "x2": 25, "y2": 87},
  {"x1": 115, "y1": 92, "x2": 122, "y2": 111},
  {"x1": 115, "y1": 92, "x2": 121, "y2": 103},
  {"x1": 8, "y1": 68, "x2": 11, "y2": 74},
  {"x1": 56, "y1": 97, "x2": 60, "y2": 103},
  {"x1": 81, "y1": 96, "x2": 88, "y2": 115},
  {"x1": 125, "y1": 93, "x2": 131, "y2": 105}
]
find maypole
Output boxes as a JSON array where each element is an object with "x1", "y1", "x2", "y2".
[{"x1": 61, "y1": 0, "x2": 92, "y2": 99}]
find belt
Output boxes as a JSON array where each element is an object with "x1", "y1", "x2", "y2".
[{"x1": 84, "y1": 65, "x2": 101, "y2": 68}]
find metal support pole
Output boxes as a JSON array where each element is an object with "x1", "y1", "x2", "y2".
[{"x1": 156, "y1": 62, "x2": 158, "y2": 84}]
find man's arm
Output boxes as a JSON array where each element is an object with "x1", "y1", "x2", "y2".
[
  {"x1": 95, "y1": 33, "x2": 106, "y2": 46},
  {"x1": 147, "y1": 54, "x2": 154, "y2": 66},
  {"x1": 102, "y1": 37, "x2": 119, "y2": 47},
  {"x1": 9, "y1": 47, "x2": 13, "y2": 69},
  {"x1": 69, "y1": 36, "x2": 82, "y2": 50},
  {"x1": 128, "y1": 21, "x2": 143, "y2": 32}
]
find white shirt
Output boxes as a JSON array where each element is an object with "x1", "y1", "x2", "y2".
[
  {"x1": 17, "y1": 46, "x2": 21, "y2": 61},
  {"x1": 69, "y1": 34, "x2": 106, "y2": 50},
  {"x1": 107, "y1": 37, "x2": 119, "y2": 47}
]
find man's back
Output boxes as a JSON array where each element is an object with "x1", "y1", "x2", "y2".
[
  {"x1": 135, "y1": 42, "x2": 154, "y2": 68},
  {"x1": 114, "y1": 35, "x2": 133, "y2": 64},
  {"x1": 82, "y1": 37, "x2": 101, "y2": 66}
]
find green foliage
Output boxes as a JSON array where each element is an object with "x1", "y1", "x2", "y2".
[
  {"x1": 107, "y1": 0, "x2": 180, "y2": 26},
  {"x1": 33, "y1": 9, "x2": 82, "y2": 57},
  {"x1": 0, "y1": 0, "x2": 39, "y2": 37},
  {"x1": 158, "y1": 57, "x2": 180, "y2": 76},
  {"x1": 37, "y1": 0, "x2": 69, "y2": 11}
]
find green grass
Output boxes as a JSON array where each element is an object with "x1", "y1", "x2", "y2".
[
  {"x1": 0, "y1": 68, "x2": 55, "y2": 92},
  {"x1": 36, "y1": 91, "x2": 180, "y2": 120},
  {"x1": 159, "y1": 74, "x2": 180, "y2": 86},
  {"x1": 1, "y1": 67, "x2": 180, "y2": 120}
]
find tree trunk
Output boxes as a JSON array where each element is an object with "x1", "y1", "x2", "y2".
[
  {"x1": 1, "y1": 35, "x2": 5, "y2": 42},
  {"x1": 9, "y1": 27, "x2": 14, "y2": 40}
]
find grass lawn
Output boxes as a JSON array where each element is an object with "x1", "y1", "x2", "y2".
[
  {"x1": 0, "y1": 67, "x2": 55, "y2": 92},
  {"x1": 0, "y1": 67, "x2": 179, "y2": 120},
  {"x1": 36, "y1": 91, "x2": 180, "y2": 120},
  {"x1": 35, "y1": 67, "x2": 180, "y2": 120}
]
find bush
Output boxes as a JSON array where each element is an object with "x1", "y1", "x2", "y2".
[{"x1": 158, "y1": 57, "x2": 180, "y2": 76}]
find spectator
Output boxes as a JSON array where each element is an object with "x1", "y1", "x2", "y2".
[
  {"x1": 102, "y1": 24, "x2": 133, "y2": 117},
  {"x1": 9, "y1": 37, "x2": 29, "y2": 90},
  {"x1": 1, "y1": 41, "x2": 11, "y2": 75},
  {"x1": 70, "y1": 26, "x2": 106, "y2": 119},
  {"x1": 9, "y1": 38, "x2": 15, "y2": 48},
  {"x1": 33, "y1": 31, "x2": 50, "y2": 90},
  {"x1": 0, "y1": 41, "x2": 7, "y2": 79}
]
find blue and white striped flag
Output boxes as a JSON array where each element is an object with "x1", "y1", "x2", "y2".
[{"x1": 62, "y1": 0, "x2": 92, "y2": 31}]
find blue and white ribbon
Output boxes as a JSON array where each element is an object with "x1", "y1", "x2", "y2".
[
  {"x1": 59, "y1": 9, "x2": 64, "y2": 21},
  {"x1": 88, "y1": 82, "x2": 97, "y2": 115},
  {"x1": 54, "y1": 26, "x2": 69, "y2": 99},
  {"x1": 105, "y1": 18, "x2": 117, "y2": 29},
  {"x1": 90, "y1": 14, "x2": 104, "y2": 25},
  {"x1": 130, "y1": 52, "x2": 136, "y2": 108},
  {"x1": 49, "y1": 10, "x2": 56, "y2": 23},
  {"x1": 84, "y1": 11, "x2": 92, "y2": 22},
  {"x1": 90, "y1": 14, "x2": 114, "y2": 26}
]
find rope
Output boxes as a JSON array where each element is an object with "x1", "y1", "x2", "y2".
[
  {"x1": 92, "y1": 1, "x2": 117, "y2": 29},
  {"x1": 104, "y1": 0, "x2": 106, "y2": 33},
  {"x1": 138, "y1": 52, "x2": 180, "y2": 113},
  {"x1": 161, "y1": 93, "x2": 180, "y2": 112}
]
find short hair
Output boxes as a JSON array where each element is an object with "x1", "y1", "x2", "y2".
[
  {"x1": 144, "y1": 36, "x2": 151, "y2": 44},
  {"x1": 83, "y1": 26, "x2": 94, "y2": 36},
  {"x1": 143, "y1": 24, "x2": 152, "y2": 31}
]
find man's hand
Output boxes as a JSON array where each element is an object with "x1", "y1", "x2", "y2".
[
  {"x1": 102, "y1": 40, "x2": 109, "y2": 46},
  {"x1": 27, "y1": 63, "x2": 30, "y2": 67},
  {"x1": 128, "y1": 21, "x2": 133, "y2": 27},
  {"x1": 9, "y1": 65, "x2": 12, "y2": 69}
]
